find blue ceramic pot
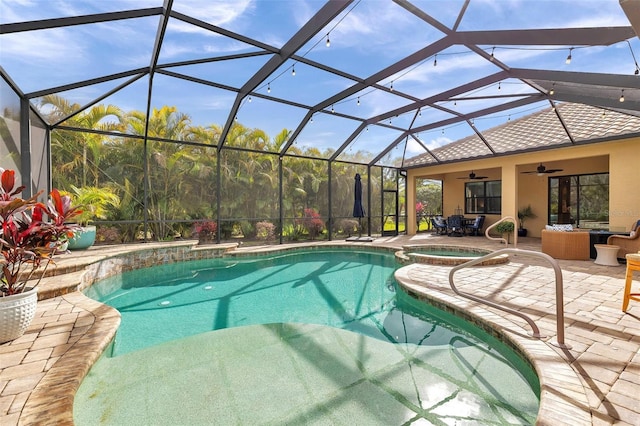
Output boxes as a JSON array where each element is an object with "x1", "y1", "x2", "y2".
[{"x1": 68, "y1": 225, "x2": 96, "y2": 250}]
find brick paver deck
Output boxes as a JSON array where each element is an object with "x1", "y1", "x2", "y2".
[{"x1": 1, "y1": 235, "x2": 638, "y2": 425}]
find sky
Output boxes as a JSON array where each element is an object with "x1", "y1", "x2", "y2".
[{"x1": 1, "y1": 0, "x2": 638, "y2": 165}]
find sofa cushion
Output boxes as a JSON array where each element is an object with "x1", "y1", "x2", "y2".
[{"x1": 545, "y1": 224, "x2": 574, "y2": 232}]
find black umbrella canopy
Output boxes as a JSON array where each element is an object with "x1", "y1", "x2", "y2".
[{"x1": 353, "y1": 174, "x2": 365, "y2": 218}]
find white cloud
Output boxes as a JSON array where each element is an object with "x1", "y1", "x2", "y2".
[
  {"x1": 1, "y1": 30, "x2": 86, "y2": 62},
  {"x1": 172, "y1": 0, "x2": 254, "y2": 28}
]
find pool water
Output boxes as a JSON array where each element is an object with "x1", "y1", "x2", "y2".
[{"x1": 76, "y1": 248, "x2": 540, "y2": 425}]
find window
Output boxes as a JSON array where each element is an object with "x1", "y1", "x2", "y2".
[
  {"x1": 465, "y1": 181, "x2": 501, "y2": 214},
  {"x1": 549, "y1": 173, "x2": 609, "y2": 227}
]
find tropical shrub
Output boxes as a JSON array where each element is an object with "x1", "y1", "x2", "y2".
[
  {"x1": 194, "y1": 220, "x2": 217, "y2": 243},
  {"x1": 299, "y1": 208, "x2": 324, "y2": 240},
  {"x1": 0, "y1": 168, "x2": 80, "y2": 295},
  {"x1": 256, "y1": 221, "x2": 276, "y2": 241},
  {"x1": 95, "y1": 226, "x2": 122, "y2": 244},
  {"x1": 334, "y1": 218, "x2": 359, "y2": 236}
]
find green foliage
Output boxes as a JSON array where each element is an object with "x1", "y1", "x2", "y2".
[
  {"x1": 282, "y1": 223, "x2": 305, "y2": 241},
  {"x1": 517, "y1": 205, "x2": 536, "y2": 229},
  {"x1": 45, "y1": 98, "x2": 398, "y2": 243},
  {"x1": 416, "y1": 179, "x2": 443, "y2": 215},
  {"x1": 496, "y1": 221, "x2": 515, "y2": 234},
  {"x1": 256, "y1": 221, "x2": 276, "y2": 241},
  {"x1": 67, "y1": 185, "x2": 120, "y2": 226}
]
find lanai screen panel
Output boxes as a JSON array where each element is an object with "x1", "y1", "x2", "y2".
[
  {"x1": 50, "y1": 132, "x2": 147, "y2": 242},
  {"x1": 0, "y1": 14, "x2": 157, "y2": 95},
  {"x1": 149, "y1": 74, "x2": 237, "y2": 138},
  {"x1": 0, "y1": 78, "x2": 21, "y2": 175},
  {"x1": 299, "y1": 0, "x2": 442, "y2": 79},
  {"x1": 336, "y1": 126, "x2": 404, "y2": 165},
  {"x1": 292, "y1": 112, "x2": 361, "y2": 159},
  {"x1": 330, "y1": 162, "x2": 368, "y2": 233},
  {"x1": 281, "y1": 156, "x2": 329, "y2": 242},
  {"x1": 230, "y1": 98, "x2": 307, "y2": 152},
  {"x1": 33, "y1": 76, "x2": 150, "y2": 128},
  {"x1": 30, "y1": 111, "x2": 49, "y2": 197},
  {"x1": 218, "y1": 149, "x2": 278, "y2": 236}
]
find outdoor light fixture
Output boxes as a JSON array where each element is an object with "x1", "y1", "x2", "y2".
[
  {"x1": 292, "y1": 65, "x2": 296, "y2": 76},
  {"x1": 490, "y1": 47, "x2": 495, "y2": 62},
  {"x1": 331, "y1": 104, "x2": 335, "y2": 113},
  {"x1": 267, "y1": 83, "x2": 271, "y2": 93},
  {"x1": 357, "y1": 97, "x2": 360, "y2": 106},
  {"x1": 565, "y1": 48, "x2": 573, "y2": 64},
  {"x1": 620, "y1": 90, "x2": 625, "y2": 102},
  {"x1": 498, "y1": 82, "x2": 501, "y2": 90},
  {"x1": 390, "y1": 81, "x2": 394, "y2": 91},
  {"x1": 433, "y1": 54, "x2": 437, "y2": 66},
  {"x1": 549, "y1": 84, "x2": 555, "y2": 96},
  {"x1": 326, "y1": 33, "x2": 330, "y2": 47},
  {"x1": 248, "y1": 96, "x2": 252, "y2": 102}
]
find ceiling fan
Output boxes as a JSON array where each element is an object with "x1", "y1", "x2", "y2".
[
  {"x1": 521, "y1": 163, "x2": 563, "y2": 175},
  {"x1": 457, "y1": 171, "x2": 488, "y2": 180}
]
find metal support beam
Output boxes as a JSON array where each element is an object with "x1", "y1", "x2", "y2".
[
  {"x1": 217, "y1": 0, "x2": 353, "y2": 152},
  {"x1": 20, "y1": 98, "x2": 32, "y2": 197}
]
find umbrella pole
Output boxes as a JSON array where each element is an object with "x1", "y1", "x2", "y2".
[{"x1": 359, "y1": 217, "x2": 362, "y2": 237}]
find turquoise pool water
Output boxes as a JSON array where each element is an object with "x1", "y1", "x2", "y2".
[{"x1": 76, "y1": 248, "x2": 540, "y2": 425}]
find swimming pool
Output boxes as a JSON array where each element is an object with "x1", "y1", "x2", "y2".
[{"x1": 76, "y1": 248, "x2": 540, "y2": 425}]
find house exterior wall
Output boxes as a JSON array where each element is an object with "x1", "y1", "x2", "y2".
[{"x1": 407, "y1": 137, "x2": 640, "y2": 238}]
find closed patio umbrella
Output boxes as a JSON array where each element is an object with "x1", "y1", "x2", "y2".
[{"x1": 353, "y1": 173, "x2": 365, "y2": 237}]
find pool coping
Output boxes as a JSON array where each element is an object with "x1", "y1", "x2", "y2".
[{"x1": 6, "y1": 241, "x2": 591, "y2": 424}]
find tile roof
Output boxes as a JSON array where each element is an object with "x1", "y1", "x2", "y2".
[{"x1": 404, "y1": 103, "x2": 640, "y2": 168}]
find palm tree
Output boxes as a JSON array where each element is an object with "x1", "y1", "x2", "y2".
[{"x1": 41, "y1": 95, "x2": 123, "y2": 188}]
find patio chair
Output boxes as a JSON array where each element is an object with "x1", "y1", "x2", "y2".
[
  {"x1": 465, "y1": 215, "x2": 486, "y2": 236},
  {"x1": 431, "y1": 216, "x2": 448, "y2": 235},
  {"x1": 447, "y1": 215, "x2": 464, "y2": 237},
  {"x1": 607, "y1": 219, "x2": 640, "y2": 258}
]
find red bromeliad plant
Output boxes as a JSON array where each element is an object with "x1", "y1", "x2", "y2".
[
  {"x1": 0, "y1": 168, "x2": 81, "y2": 296},
  {"x1": 193, "y1": 220, "x2": 217, "y2": 243},
  {"x1": 300, "y1": 208, "x2": 324, "y2": 240}
]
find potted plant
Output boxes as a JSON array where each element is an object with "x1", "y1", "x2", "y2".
[
  {"x1": 517, "y1": 205, "x2": 536, "y2": 237},
  {"x1": 496, "y1": 220, "x2": 515, "y2": 244},
  {"x1": 66, "y1": 185, "x2": 120, "y2": 250},
  {"x1": 0, "y1": 168, "x2": 80, "y2": 343}
]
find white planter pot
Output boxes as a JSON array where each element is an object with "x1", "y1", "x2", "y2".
[{"x1": 0, "y1": 287, "x2": 38, "y2": 344}]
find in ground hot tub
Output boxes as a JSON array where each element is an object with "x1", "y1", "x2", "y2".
[{"x1": 396, "y1": 244, "x2": 509, "y2": 266}]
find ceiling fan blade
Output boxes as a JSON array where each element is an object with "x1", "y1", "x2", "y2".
[
  {"x1": 520, "y1": 164, "x2": 562, "y2": 174},
  {"x1": 457, "y1": 173, "x2": 487, "y2": 180}
]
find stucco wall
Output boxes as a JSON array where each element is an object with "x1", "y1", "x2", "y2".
[{"x1": 407, "y1": 137, "x2": 640, "y2": 238}]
